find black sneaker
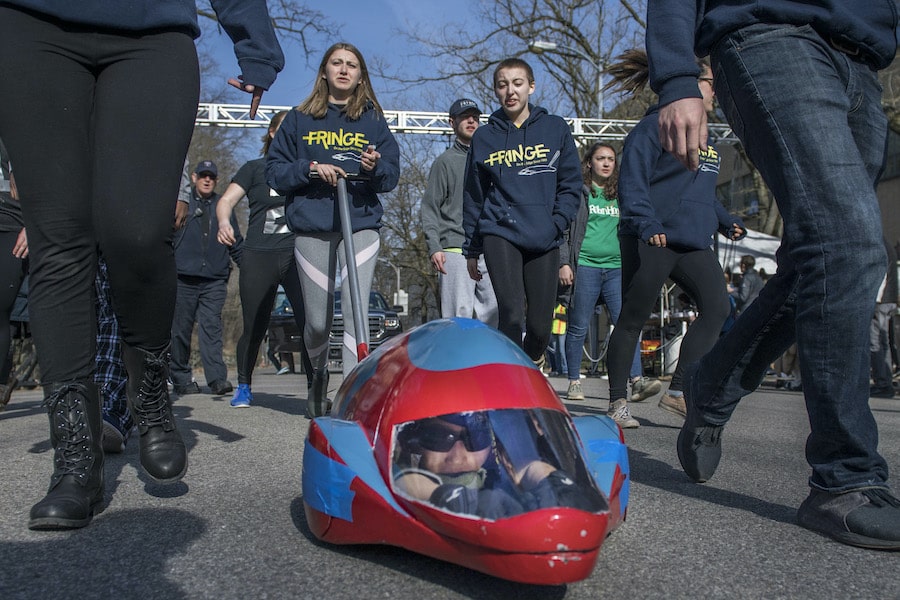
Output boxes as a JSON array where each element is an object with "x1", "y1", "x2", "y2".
[
  {"x1": 797, "y1": 488, "x2": 900, "y2": 550},
  {"x1": 870, "y1": 386, "x2": 896, "y2": 399},
  {"x1": 173, "y1": 381, "x2": 200, "y2": 395},
  {"x1": 208, "y1": 380, "x2": 233, "y2": 395},
  {"x1": 677, "y1": 370, "x2": 723, "y2": 483}
]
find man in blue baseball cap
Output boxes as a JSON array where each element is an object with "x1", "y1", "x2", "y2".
[{"x1": 170, "y1": 160, "x2": 242, "y2": 397}]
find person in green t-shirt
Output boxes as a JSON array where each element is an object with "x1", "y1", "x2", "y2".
[{"x1": 560, "y1": 143, "x2": 661, "y2": 428}]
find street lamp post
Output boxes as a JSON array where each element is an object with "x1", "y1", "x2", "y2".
[
  {"x1": 528, "y1": 39, "x2": 604, "y2": 120},
  {"x1": 377, "y1": 257, "x2": 401, "y2": 304}
]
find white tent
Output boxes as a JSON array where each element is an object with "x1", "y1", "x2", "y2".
[{"x1": 716, "y1": 228, "x2": 781, "y2": 276}]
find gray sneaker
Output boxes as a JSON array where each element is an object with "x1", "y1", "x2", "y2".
[
  {"x1": 173, "y1": 381, "x2": 201, "y2": 396},
  {"x1": 659, "y1": 392, "x2": 687, "y2": 418},
  {"x1": 631, "y1": 377, "x2": 662, "y2": 402},
  {"x1": 101, "y1": 420, "x2": 126, "y2": 454},
  {"x1": 566, "y1": 380, "x2": 585, "y2": 401},
  {"x1": 607, "y1": 398, "x2": 639, "y2": 428}
]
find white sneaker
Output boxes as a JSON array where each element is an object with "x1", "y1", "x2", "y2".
[
  {"x1": 631, "y1": 376, "x2": 662, "y2": 402},
  {"x1": 607, "y1": 398, "x2": 639, "y2": 428},
  {"x1": 566, "y1": 380, "x2": 585, "y2": 401}
]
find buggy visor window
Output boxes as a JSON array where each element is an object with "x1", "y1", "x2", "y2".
[{"x1": 391, "y1": 409, "x2": 607, "y2": 519}]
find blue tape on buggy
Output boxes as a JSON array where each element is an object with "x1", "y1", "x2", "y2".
[
  {"x1": 573, "y1": 415, "x2": 630, "y2": 516},
  {"x1": 303, "y1": 420, "x2": 408, "y2": 520}
]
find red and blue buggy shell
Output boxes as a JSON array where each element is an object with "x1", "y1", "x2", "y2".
[{"x1": 302, "y1": 318, "x2": 629, "y2": 585}]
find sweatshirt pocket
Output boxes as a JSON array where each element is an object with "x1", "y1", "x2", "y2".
[
  {"x1": 662, "y1": 198, "x2": 717, "y2": 250},
  {"x1": 504, "y1": 200, "x2": 558, "y2": 251}
]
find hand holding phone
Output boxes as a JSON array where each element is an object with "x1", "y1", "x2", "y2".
[{"x1": 361, "y1": 144, "x2": 379, "y2": 172}]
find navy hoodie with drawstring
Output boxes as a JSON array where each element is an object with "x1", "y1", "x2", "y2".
[
  {"x1": 265, "y1": 103, "x2": 400, "y2": 234},
  {"x1": 462, "y1": 105, "x2": 581, "y2": 257},
  {"x1": 618, "y1": 105, "x2": 746, "y2": 251}
]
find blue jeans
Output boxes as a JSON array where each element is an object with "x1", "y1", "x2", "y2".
[
  {"x1": 694, "y1": 23, "x2": 889, "y2": 492},
  {"x1": 565, "y1": 265, "x2": 641, "y2": 382},
  {"x1": 547, "y1": 332, "x2": 568, "y2": 374}
]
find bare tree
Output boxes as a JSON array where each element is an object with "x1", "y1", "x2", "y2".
[
  {"x1": 368, "y1": 2, "x2": 644, "y2": 327},
  {"x1": 376, "y1": 137, "x2": 446, "y2": 325},
  {"x1": 197, "y1": 1, "x2": 336, "y2": 58},
  {"x1": 381, "y1": 0, "x2": 646, "y2": 119}
]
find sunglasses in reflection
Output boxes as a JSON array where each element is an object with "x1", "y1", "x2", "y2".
[{"x1": 417, "y1": 422, "x2": 492, "y2": 453}]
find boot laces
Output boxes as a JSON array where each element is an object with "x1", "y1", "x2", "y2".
[
  {"x1": 698, "y1": 424, "x2": 723, "y2": 446},
  {"x1": 134, "y1": 355, "x2": 174, "y2": 431},
  {"x1": 43, "y1": 383, "x2": 94, "y2": 483}
]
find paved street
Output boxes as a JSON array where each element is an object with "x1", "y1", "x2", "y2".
[{"x1": 1, "y1": 367, "x2": 899, "y2": 599}]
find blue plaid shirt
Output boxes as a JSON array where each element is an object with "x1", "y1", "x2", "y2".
[{"x1": 94, "y1": 259, "x2": 133, "y2": 435}]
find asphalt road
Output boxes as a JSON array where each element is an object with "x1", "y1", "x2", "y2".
[{"x1": 1, "y1": 368, "x2": 899, "y2": 599}]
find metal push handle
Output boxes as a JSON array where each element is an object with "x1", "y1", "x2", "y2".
[
  {"x1": 335, "y1": 175, "x2": 370, "y2": 360},
  {"x1": 308, "y1": 169, "x2": 371, "y2": 361}
]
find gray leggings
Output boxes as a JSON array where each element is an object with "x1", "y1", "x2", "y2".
[{"x1": 294, "y1": 230, "x2": 380, "y2": 375}]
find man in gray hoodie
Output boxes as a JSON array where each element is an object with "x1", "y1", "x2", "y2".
[{"x1": 421, "y1": 99, "x2": 497, "y2": 327}]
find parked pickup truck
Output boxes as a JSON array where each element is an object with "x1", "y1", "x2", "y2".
[{"x1": 268, "y1": 288, "x2": 403, "y2": 370}]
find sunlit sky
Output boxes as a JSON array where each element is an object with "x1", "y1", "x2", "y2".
[{"x1": 201, "y1": 0, "x2": 471, "y2": 110}]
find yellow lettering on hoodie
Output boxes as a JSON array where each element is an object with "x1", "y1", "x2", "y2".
[
  {"x1": 302, "y1": 129, "x2": 369, "y2": 150},
  {"x1": 484, "y1": 144, "x2": 550, "y2": 167}
]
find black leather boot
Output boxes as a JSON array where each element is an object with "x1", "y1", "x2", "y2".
[
  {"x1": 29, "y1": 381, "x2": 104, "y2": 530},
  {"x1": 122, "y1": 344, "x2": 187, "y2": 484},
  {"x1": 307, "y1": 368, "x2": 331, "y2": 418}
]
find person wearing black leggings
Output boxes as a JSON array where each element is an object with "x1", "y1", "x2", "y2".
[
  {"x1": 0, "y1": 1, "x2": 283, "y2": 530},
  {"x1": 0, "y1": 139, "x2": 27, "y2": 410},
  {"x1": 217, "y1": 110, "x2": 313, "y2": 408},
  {"x1": 604, "y1": 50, "x2": 745, "y2": 425},
  {"x1": 462, "y1": 58, "x2": 581, "y2": 362},
  {"x1": 266, "y1": 42, "x2": 400, "y2": 418}
]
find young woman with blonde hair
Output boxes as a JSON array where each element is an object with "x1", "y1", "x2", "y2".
[{"x1": 266, "y1": 43, "x2": 400, "y2": 417}]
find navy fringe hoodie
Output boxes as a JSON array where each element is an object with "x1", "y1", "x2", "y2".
[
  {"x1": 462, "y1": 105, "x2": 581, "y2": 257},
  {"x1": 618, "y1": 106, "x2": 746, "y2": 251},
  {"x1": 265, "y1": 103, "x2": 400, "y2": 234}
]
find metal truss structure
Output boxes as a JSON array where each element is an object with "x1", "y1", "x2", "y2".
[{"x1": 196, "y1": 103, "x2": 740, "y2": 144}]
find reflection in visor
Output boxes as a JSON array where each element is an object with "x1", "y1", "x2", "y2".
[{"x1": 392, "y1": 409, "x2": 608, "y2": 520}]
